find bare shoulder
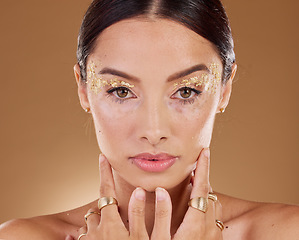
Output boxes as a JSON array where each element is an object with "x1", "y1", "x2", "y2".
[
  {"x1": 0, "y1": 217, "x2": 60, "y2": 240},
  {"x1": 218, "y1": 193, "x2": 299, "y2": 240},
  {"x1": 0, "y1": 200, "x2": 96, "y2": 240},
  {"x1": 245, "y1": 202, "x2": 299, "y2": 239}
]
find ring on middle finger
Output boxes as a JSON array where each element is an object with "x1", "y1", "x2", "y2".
[
  {"x1": 188, "y1": 197, "x2": 208, "y2": 213},
  {"x1": 98, "y1": 196, "x2": 118, "y2": 211}
]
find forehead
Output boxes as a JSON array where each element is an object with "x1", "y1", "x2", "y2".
[{"x1": 90, "y1": 18, "x2": 222, "y2": 76}]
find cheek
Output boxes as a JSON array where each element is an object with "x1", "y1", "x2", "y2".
[
  {"x1": 91, "y1": 93, "x2": 218, "y2": 156},
  {"x1": 91, "y1": 99, "x2": 136, "y2": 153},
  {"x1": 169, "y1": 97, "x2": 216, "y2": 146}
]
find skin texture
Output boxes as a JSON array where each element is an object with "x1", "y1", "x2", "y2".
[
  {"x1": 0, "y1": 18, "x2": 298, "y2": 240},
  {"x1": 85, "y1": 18, "x2": 226, "y2": 193}
]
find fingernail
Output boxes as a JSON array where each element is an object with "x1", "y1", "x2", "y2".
[
  {"x1": 134, "y1": 187, "x2": 145, "y2": 201},
  {"x1": 204, "y1": 148, "x2": 210, "y2": 158},
  {"x1": 156, "y1": 187, "x2": 166, "y2": 201}
]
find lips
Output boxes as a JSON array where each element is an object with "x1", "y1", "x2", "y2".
[{"x1": 129, "y1": 153, "x2": 178, "y2": 172}]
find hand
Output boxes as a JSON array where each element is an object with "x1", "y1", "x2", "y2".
[
  {"x1": 78, "y1": 149, "x2": 223, "y2": 239},
  {"x1": 172, "y1": 148, "x2": 224, "y2": 239},
  {"x1": 149, "y1": 148, "x2": 223, "y2": 239},
  {"x1": 77, "y1": 154, "x2": 149, "y2": 239}
]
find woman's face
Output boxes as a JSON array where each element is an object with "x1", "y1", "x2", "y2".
[{"x1": 76, "y1": 18, "x2": 232, "y2": 192}]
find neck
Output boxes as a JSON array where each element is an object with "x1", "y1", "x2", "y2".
[{"x1": 113, "y1": 171, "x2": 192, "y2": 236}]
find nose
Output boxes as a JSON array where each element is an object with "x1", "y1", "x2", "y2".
[{"x1": 138, "y1": 98, "x2": 170, "y2": 146}]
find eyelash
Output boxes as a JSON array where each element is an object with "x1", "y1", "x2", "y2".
[
  {"x1": 174, "y1": 87, "x2": 202, "y2": 105},
  {"x1": 106, "y1": 87, "x2": 134, "y2": 104},
  {"x1": 105, "y1": 86, "x2": 202, "y2": 105}
]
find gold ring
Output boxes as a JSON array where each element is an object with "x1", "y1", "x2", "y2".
[
  {"x1": 208, "y1": 193, "x2": 218, "y2": 202},
  {"x1": 98, "y1": 196, "x2": 118, "y2": 211},
  {"x1": 84, "y1": 211, "x2": 101, "y2": 224},
  {"x1": 77, "y1": 233, "x2": 87, "y2": 240},
  {"x1": 188, "y1": 197, "x2": 208, "y2": 213},
  {"x1": 216, "y1": 220, "x2": 224, "y2": 231}
]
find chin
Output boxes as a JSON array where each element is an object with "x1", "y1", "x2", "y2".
[{"x1": 130, "y1": 173, "x2": 191, "y2": 193}]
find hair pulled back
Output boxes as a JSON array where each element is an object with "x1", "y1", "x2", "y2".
[{"x1": 77, "y1": 0, "x2": 235, "y2": 84}]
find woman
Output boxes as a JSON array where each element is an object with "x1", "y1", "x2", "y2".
[{"x1": 0, "y1": 0, "x2": 298, "y2": 239}]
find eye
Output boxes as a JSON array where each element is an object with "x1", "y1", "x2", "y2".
[
  {"x1": 115, "y1": 88, "x2": 129, "y2": 98},
  {"x1": 179, "y1": 88, "x2": 192, "y2": 98},
  {"x1": 106, "y1": 87, "x2": 136, "y2": 103},
  {"x1": 172, "y1": 87, "x2": 201, "y2": 99},
  {"x1": 171, "y1": 87, "x2": 202, "y2": 105}
]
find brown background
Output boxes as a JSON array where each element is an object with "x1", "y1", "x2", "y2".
[{"x1": 0, "y1": 0, "x2": 298, "y2": 224}]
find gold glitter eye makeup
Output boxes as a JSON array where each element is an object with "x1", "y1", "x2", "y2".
[
  {"x1": 173, "y1": 63, "x2": 221, "y2": 94},
  {"x1": 86, "y1": 61, "x2": 135, "y2": 94}
]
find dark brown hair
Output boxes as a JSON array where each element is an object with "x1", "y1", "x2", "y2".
[{"x1": 77, "y1": 0, "x2": 235, "y2": 84}]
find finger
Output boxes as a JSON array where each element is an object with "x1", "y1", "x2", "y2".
[
  {"x1": 128, "y1": 187, "x2": 148, "y2": 239},
  {"x1": 205, "y1": 198, "x2": 216, "y2": 231},
  {"x1": 215, "y1": 200, "x2": 223, "y2": 220},
  {"x1": 99, "y1": 154, "x2": 120, "y2": 221},
  {"x1": 78, "y1": 225, "x2": 87, "y2": 236},
  {"x1": 151, "y1": 187, "x2": 172, "y2": 240},
  {"x1": 99, "y1": 154, "x2": 117, "y2": 198},
  {"x1": 85, "y1": 208, "x2": 101, "y2": 230},
  {"x1": 190, "y1": 148, "x2": 210, "y2": 199},
  {"x1": 181, "y1": 148, "x2": 211, "y2": 226},
  {"x1": 215, "y1": 200, "x2": 224, "y2": 232}
]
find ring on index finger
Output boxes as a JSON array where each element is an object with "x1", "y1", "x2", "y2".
[
  {"x1": 98, "y1": 196, "x2": 118, "y2": 211},
  {"x1": 216, "y1": 220, "x2": 224, "y2": 231},
  {"x1": 77, "y1": 233, "x2": 87, "y2": 240},
  {"x1": 188, "y1": 197, "x2": 208, "y2": 213},
  {"x1": 84, "y1": 211, "x2": 101, "y2": 224},
  {"x1": 208, "y1": 192, "x2": 218, "y2": 202}
]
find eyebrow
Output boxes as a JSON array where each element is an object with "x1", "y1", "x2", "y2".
[
  {"x1": 167, "y1": 64, "x2": 210, "y2": 82},
  {"x1": 99, "y1": 68, "x2": 140, "y2": 83},
  {"x1": 98, "y1": 64, "x2": 210, "y2": 83}
]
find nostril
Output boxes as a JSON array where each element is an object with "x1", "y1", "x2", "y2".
[{"x1": 141, "y1": 136, "x2": 167, "y2": 146}]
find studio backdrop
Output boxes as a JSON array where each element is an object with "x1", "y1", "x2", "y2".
[{"x1": 0, "y1": 0, "x2": 298, "y2": 224}]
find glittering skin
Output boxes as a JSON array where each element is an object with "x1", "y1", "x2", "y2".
[
  {"x1": 87, "y1": 61, "x2": 134, "y2": 94},
  {"x1": 87, "y1": 61, "x2": 220, "y2": 95},
  {"x1": 173, "y1": 63, "x2": 222, "y2": 94}
]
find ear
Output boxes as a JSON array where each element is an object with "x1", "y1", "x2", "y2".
[
  {"x1": 74, "y1": 63, "x2": 90, "y2": 111},
  {"x1": 217, "y1": 63, "x2": 237, "y2": 113}
]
